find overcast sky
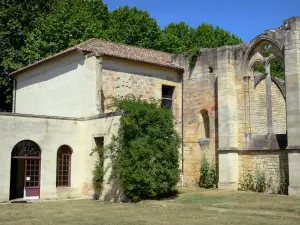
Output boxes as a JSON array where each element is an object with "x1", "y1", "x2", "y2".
[{"x1": 106, "y1": 0, "x2": 300, "y2": 42}]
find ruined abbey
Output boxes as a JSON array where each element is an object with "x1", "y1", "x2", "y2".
[{"x1": 1, "y1": 16, "x2": 300, "y2": 201}]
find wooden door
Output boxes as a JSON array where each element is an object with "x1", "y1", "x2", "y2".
[{"x1": 24, "y1": 159, "x2": 40, "y2": 199}]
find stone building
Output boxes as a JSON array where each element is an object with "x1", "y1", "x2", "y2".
[
  {"x1": 1, "y1": 16, "x2": 300, "y2": 201},
  {"x1": 0, "y1": 40, "x2": 182, "y2": 201}
]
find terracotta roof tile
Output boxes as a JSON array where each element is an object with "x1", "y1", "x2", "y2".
[{"x1": 10, "y1": 39, "x2": 183, "y2": 76}]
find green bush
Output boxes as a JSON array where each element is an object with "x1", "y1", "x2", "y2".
[
  {"x1": 90, "y1": 146, "x2": 105, "y2": 188},
  {"x1": 107, "y1": 95, "x2": 181, "y2": 201},
  {"x1": 199, "y1": 153, "x2": 217, "y2": 188},
  {"x1": 239, "y1": 173, "x2": 254, "y2": 191},
  {"x1": 253, "y1": 167, "x2": 266, "y2": 192}
]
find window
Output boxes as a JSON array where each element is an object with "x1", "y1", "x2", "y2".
[
  {"x1": 161, "y1": 85, "x2": 175, "y2": 109},
  {"x1": 199, "y1": 109, "x2": 210, "y2": 139},
  {"x1": 94, "y1": 137, "x2": 104, "y2": 148},
  {"x1": 56, "y1": 145, "x2": 72, "y2": 187}
]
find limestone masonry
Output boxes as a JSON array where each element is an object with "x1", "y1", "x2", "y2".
[{"x1": 1, "y1": 16, "x2": 300, "y2": 201}]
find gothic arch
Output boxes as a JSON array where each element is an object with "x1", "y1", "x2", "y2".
[{"x1": 243, "y1": 35, "x2": 284, "y2": 77}]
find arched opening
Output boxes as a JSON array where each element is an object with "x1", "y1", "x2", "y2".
[
  {"x1": 9, "y1": 140, "x2": 41, "y2": 200},
  {"x1": 246, "y1": 37, "x2": 287, "y2": 148},
  {"x1": 199, "y1": 109, "x2": 210, "y2": 139},
  {"x1": 271, "y1": 60, "x2": 285, "y2": 80},
  {"x1": 56, "y1": 145, "x2": 72, "y2": 187}
]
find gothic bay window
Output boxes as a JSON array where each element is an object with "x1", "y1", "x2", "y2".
[
  {"x1": 56, "y1": 145, "x2": 72, "y2": 187},
  {"x1": 161, "y1": 85, "x2": 175, "y2": 109}
]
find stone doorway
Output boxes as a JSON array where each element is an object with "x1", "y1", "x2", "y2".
[{"x1": 9, "y1": 140, "x2": 41, "y2": 200}]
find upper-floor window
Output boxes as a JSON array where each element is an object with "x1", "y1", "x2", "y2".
[{"x1": 161, "y1": 85, "x2": 175, "y2": 109}]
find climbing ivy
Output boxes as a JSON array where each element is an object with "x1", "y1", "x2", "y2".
[{"x1": 105, "y1": 95, "x2": 181, "y2": 202}]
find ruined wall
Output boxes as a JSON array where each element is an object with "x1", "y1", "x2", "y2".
[
  {"x1": 252, "y1": 79, "x2": 268, "y2": 134},
  {"x1": 239, "y1": 150, "x2": 288, "y2": 193},
  {"x1": 271, "y1": 81, "x2": 286, "y2": 134},
  {"x1": 175, "y1": 52, "x2": 217, "y2": 186},
  {"x1": 250, "y1": 78, "x2": 286, "y2": 135}
]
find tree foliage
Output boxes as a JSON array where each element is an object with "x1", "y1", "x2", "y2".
[
  {"x1": 0, "y1": 0, "x2": 55, "y2": 111},
  {"x1": 106, "y1": 96, "x2": 181, "y2": 201},
  {"x1": 22, "y1": 0, "x2": 109, "y2": 63},
  {"x1": 106, "y1": 6, "x2": 161, "y2": 49}
]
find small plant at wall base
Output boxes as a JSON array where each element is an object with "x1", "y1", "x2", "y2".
[
  {"x1": 199, "y1": 153, "x2": 217, "y2": 188},
  {"x1": 90, "y1": 146, "x2": 105, "y2": 188},
  {"x1": 239, "y1": 167, "x2": 267, "y2": 193},
  {"x1": 239, "y1": 173, "x2": 254, "y2": 191},
  {"x1": 106, "y1": 95, "x2": 182, "y2": 202},
  {"x1": 279, "y1": 167, "x2": 288, "y2": 195},
  {"x1": 254, "y1": 167, "x2": 266, "y2": 192}
]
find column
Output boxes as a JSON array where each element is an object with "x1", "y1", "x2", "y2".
[{"x1": 284, "y1": 17, "x2": 300, "y2": 195}]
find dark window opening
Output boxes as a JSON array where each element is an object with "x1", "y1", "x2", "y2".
[
  {"x1": 201, "y1": 109, "x2": 210, "y2": 139},
  {"x1": 56, "y1": 145, "x2": 72, "y2": 187},
  {"x1": 161, "y1": 85, "x2": 175, "y2": 109},
  {"x1": 208, "y1": 67, "x2": 213, "y2": 73},
  {"x1": 94, "y1": 137, "x2": 104, "y2": 148}
]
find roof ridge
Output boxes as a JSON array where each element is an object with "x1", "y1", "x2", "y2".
[{"x1": 84, "y1": 38, "x2": 174, "y2": 57}]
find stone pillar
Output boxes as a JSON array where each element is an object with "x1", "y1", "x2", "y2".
[
  {"x1": 217, "y1": 48, "x2": 239, "y2": 190},
  {"x1": 265, "y1": 64, "x2": 273, "y2": 135},
  {"x1": 217, "y1": 48, "x2": 238, "y2": 148},
  {"x1": 284, "y1": 17, "x2": 300, "y2": 195},
  {"x1": 218, "y1": 151, "x2": 239, "y2": 190}
]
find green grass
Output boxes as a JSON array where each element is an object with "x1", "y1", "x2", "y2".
[{"x1": 1, "y1": 188, "x2": 300, "y2": 225}]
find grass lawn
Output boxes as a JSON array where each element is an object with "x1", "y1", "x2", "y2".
[{"x1": 1, "y1": 188, "x2": 300, "y2": 225}]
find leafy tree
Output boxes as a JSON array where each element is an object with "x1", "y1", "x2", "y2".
[
  {"x1": 271, "y1": 61, "x2": 285, "y2": 80},
  {"x1": 22, "y1": 0, "x2": 109, "y2": 63},
  {"x1": 106, "y1": 6, "x2": 161, "y2": 49},
  {"x1": 159, "y1": 23, "x2": 242, "y2": 54},
  {"x1": 106, "y1": 96, "x2": 181, "y2": 201},
  {"x1": 158, "y1": 22, "x2": 196, "y2": 53},
  {"x1": 0, "y1": 0, "x2": 55, "y2": 111}
]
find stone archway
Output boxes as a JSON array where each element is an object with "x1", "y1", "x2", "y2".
[{"x1": 9, "y1": 140, "x2": 41, "y2": 200}]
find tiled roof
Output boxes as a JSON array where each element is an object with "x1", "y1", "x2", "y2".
[{"x1": 10, "y1": 39, "x2": 183, "y2": 76}]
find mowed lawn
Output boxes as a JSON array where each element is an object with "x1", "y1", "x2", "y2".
[{"x1": 1, "y1": 188, "x2": 300, "y2": 225}]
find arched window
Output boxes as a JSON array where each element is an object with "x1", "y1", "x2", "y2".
[
  {"x1": 199, "y1": 109, "x2": 210, "y2": 139},
  {"x1": 56, "y1": 145, "x2": 72, "y2": 187}
]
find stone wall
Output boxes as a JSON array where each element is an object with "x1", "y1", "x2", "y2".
[
  {"x1": 175, "y1": 51, "x2": 218, "y2": 186},
  {"x1": 239, "y1": 150, "x2": 288, "y2": 193},
  {"x1": 102, "y1": 56, "x2": 182, "y2": 131},
  {"x1": 271, "y1": 81, "x2": 286, "y2": 134},
  {"x1": 252, "y1": 79, "x2": 268, "y2": 134},
  {"x1": 251, "y1": 78, "x2": 286, "y2": 135},
  {"x1": 0, "y1": 112, "x2": 120, "y2": 202}
]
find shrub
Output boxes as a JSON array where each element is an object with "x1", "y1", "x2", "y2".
[
  {"x1": 279, "y1": 167, "x2": 288, "y2": 194},
  {"x1": 239, "y1": 173, "x2": 254, "y2": 191},
  {"x1": 90, "y1": 146, "x2": 105, "y2": 188},
  {"x1": 253, "y1": 167, "x2": 266, "y2": 192},
  {"x1": 107, "y1": 95, "x2": 181, "y2": 201},
  {"x1": 199, "y1": 153, "x2": 217, "y2": 188}
]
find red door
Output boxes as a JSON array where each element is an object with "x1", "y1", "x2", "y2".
[{"x1": 24, "y1": 159, "x2": 40, "y2": 199}]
